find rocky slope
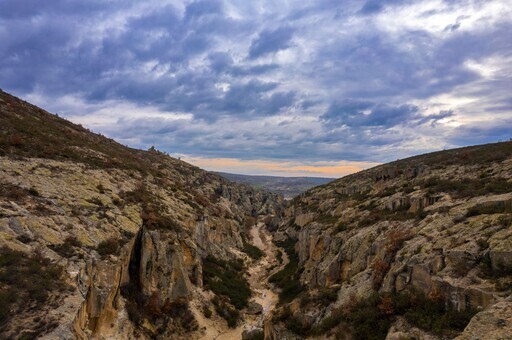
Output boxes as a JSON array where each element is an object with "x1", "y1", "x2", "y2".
[
  {"x1": 270, "y1": 142, "x2": 512, "y2": 339},
  {"x1": 0, "y1": 90, "x2": 283, "y2": 339}
]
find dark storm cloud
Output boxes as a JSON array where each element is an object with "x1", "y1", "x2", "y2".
[{"x1": 0, "y1": 0, "x2": 511, "y2": 164}]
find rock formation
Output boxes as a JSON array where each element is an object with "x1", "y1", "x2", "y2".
[
  {"x1": 0, "y1": 90, "x2": 283, "y2": 339},
  {"x1": 271, "y1": 141, "x2": 512, "y2": 339}
]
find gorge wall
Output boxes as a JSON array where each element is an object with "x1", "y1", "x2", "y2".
[
  {"x1": 0, "y1": 90, "x2": 282, "y2": 339},
  {"x1": 269, "y1": 141, "x2": 512, "y2": 339}
]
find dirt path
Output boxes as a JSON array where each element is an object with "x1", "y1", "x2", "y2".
[{"x1": 193, "y1": 221, "x2": 287, "y2": 340}]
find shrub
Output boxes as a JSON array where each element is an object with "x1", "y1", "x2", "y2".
[
  {"x1": 285, "y1": 313, "x2": 312, "y2": 335},
  {"x1": 310, "y1": 307, "x2": 344, "y2": 335},
  {"x1": 96, "y1": 184, "x2": 106, "y2": 194},
  {"x1": 497, "y1": 214, "x2": 512, "y2": 227},
  {"x1": 162, "y1": 299, "x2": 197, "y2": 332},
  {"x1": 28, "y1": 187, "x2": 40, "y2": 196},
  {"x1": 50, "y1": 236, "x2": 81, "y2": 258},
  {"x1": 371, "y1": 259, "x2": 390, "y2": 290},
  {"x1": 121, "y1": 281, "x2": 198, "y2": 334},
  {"x1": 243, "y1": 328, "x2": 264, "y2": 340},
  {"x1": 202, "y1": 305, "x2": 212, "y2": 318},
  {"x1": 334, "y1": 222, "x2": 348, "y2": 233},
  {"x1": 194, "y1": 193, "x2": 210, "y2": 207},
  {"x1": 0, "y1": 183, "x2": 28, "y2": 201},
  {"x1": 97, "y1": 237, "x2": 120, "y2": 256},
  {"x1": 317, "y1": 213, "x2": 339, "y2": 225},
  {"x1": 276, "y1": 249, "x2": 283, "y2": 264},
  {"x1": 244, "y1": 216, "x2": 257, "y2": 228},
  {"x1": 302, "y1": 287, "x2": 339, "y2": 308},
  {"x1": 242, "y1": 239, "x2": 264, "y2": 260},
  {"x1": 141, "y1": 205, "x2": 180, "y2": 231},
  {"x1": 16, "y1": 234, "x2": 33, "y2": 244},
  {"x1": 112, "y1": 197, "x2": 123, "y2": 206}
]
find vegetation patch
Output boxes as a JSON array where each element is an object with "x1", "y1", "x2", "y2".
[
  {"x1": 202, "y1": 256, "x2": 251, "y2": 310},
  {"x1": 300, "y1": 287, "x2": 338, "y2": 308},
  {"x1": 0, "y1": 248, "x2": 69, "y2": 333},
  {"x1": 122, "y1": 282, "x2": 197, "y2": 336},
  {"x1": 269, "y1": 238, "x2": 304, "y2": 304},
  {"x1": 242, "y1": 238, "x2": 264, "y2": 260},
  {"x1": 422, "y1": 177, "x2": 512, "y2": 198},
  {"x1": 358, "y1": 204, "x2": 421, "y2": 228},
  {"x1": 211, "y1": 296, "x2": 240, "y2": 328},
  {"x1": 0, "y1": 183, "x2": 29, "y2": 201},
  {"x1": 466, "y1": 201, "x2": 512, "y2": 217},
  {"x1": 287, "y1": 289, "x2": 476, "y2": 339},
  {"x1": 50, "y1": 236, "x2": 82, "y2": 258}
]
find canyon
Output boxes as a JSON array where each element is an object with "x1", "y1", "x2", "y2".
[{"x1": 1, "y1": 89, "x2": 511, "y2": 339}]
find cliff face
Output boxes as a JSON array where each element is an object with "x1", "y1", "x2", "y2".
[
  {"x1": 273, "y1": 142, "x2": 512, "y2": 339},
  {"x1": 0, "y1": 90, "x2": 283, "y2": 339}
]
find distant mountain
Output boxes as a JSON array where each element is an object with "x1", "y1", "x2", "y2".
[{"x1": 215, "y1": 172, "x2": 335, "y2": 198}]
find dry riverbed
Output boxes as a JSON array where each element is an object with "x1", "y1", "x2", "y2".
[{"x1": 192, "y1": 222, "x2": 287, "y2": 339}]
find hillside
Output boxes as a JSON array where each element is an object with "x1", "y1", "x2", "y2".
[
  {"x1": 0, "y1": 90, "x2": 283, "y2": 339},
  {"x1": 268, "y1": 141, "x2": 512, "y2": 339},
  {"x1": 216, "y1": 172, "x2": 335, "y2": 199}
]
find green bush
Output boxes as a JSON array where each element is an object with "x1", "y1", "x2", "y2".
[
  {"x1": 242, "y1": 239, "x2": 264, "y2": 260},
  {"x1": 203, "y1": 256, "x2": 251, "y2": 310},
  {"x1": 269, "y1": 238, "x2": 304, "y2": 304}
]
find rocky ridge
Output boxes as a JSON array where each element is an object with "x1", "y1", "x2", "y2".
[
  {"x1": 0, "y1": 90, "x2": 283, "y2": 339},
  {"x1": 270, "y1": 141, "x2": 512, "y2": 339}
]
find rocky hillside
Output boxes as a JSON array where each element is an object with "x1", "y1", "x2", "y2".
[
  {"x1": 0, "y1": 90, "x2": 283, "y2": 339},
  {"x1": 269, "y1": 142, "x2": 512, "y2": 339}
]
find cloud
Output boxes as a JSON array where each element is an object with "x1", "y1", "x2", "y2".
[
  {"x1": 248, "y1": 26, "x2": 295, "y2": 59},
  {"x1": 321, "y1": 100, "x2": 419, "y2": 128},
  {"x1": 0, "y1": 0, "x2": 510, "y2": 175}
]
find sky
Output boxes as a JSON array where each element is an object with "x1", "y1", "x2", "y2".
[{"x1": 1, "y1": 0, "x2": 511, "y2": 177}]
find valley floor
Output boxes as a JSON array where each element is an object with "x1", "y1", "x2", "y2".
[{"x1": 192, "y1": 222, "x2": 287, "y2": 339}]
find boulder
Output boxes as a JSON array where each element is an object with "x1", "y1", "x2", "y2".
[{"x1": 246, "y1": 301, "x2": 263, "y2": 315}]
